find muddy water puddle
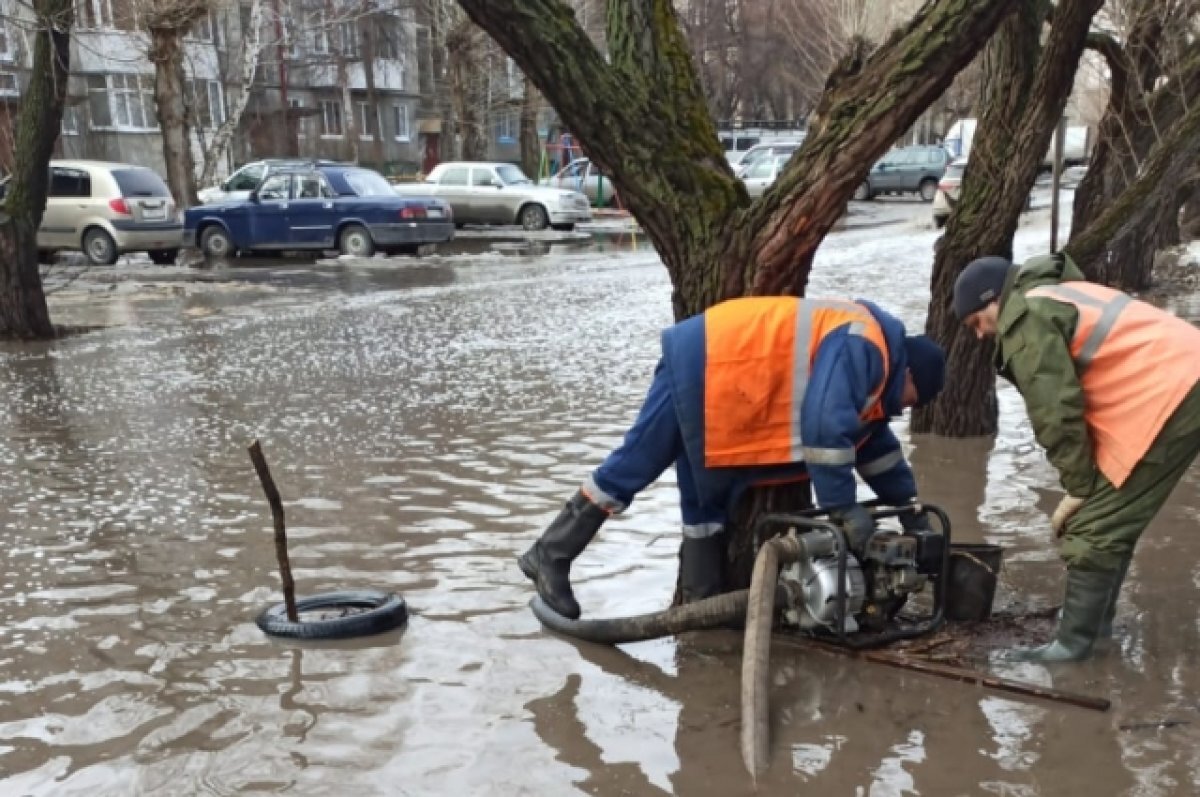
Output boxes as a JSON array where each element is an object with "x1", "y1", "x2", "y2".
[{"x1": 1, "y1": 215, "x2": 1198, "y2": 795}]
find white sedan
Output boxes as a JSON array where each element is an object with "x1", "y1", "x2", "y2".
[{"x1": 740, "y1": 154, "x2": 791, "y2": 199}]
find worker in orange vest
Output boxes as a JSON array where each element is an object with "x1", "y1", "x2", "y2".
[
  {"x1": 518, "y1": 296, "x2": 947, "y2": 619},
  {"x1": 954, "y1": 252, "x2": 1200, "y2": 661}
]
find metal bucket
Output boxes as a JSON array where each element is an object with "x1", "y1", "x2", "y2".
[{"x1": 945, "y1": 543, "x2": 1003, "y2": 622}]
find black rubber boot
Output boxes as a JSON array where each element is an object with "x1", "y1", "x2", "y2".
[
  {"x1": 1002, "y1": 566, "x2": 1123, "y2": 662},
  {"x1": 518, "y1": 491, "x2": 608, "y2": 620},
  {"x1": 679, "y1": 534, "x2": 727, "y2": 603}
]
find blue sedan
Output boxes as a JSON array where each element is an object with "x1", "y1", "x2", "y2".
[{"x1": 185, "y1": 165, "x2": 454, "y2": 258}]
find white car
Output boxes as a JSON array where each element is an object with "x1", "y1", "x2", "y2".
[
  {"x1": 740, "y1": 154, "x2": 791, "y2": 199},
  {"x1": 931, "y1": 157, "x2": 967, "y2": 228},
  {"x1": 197, "y1": 159, "x2": 347, "y2": 205},
  {"x1": 395, "y1": 161, "x2": 590, "y2": 231}
]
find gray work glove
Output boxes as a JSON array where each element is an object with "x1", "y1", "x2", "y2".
[{"x1": 830, "y1": 504, "x2": 875, "y2": 552}]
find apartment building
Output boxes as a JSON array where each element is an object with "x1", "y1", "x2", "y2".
[{"x1": 0, "y1": 0, "x2": 424, "y2": 179}]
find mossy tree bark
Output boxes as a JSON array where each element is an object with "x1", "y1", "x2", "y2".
[
  {"x1": 913, "y1": 0, "x2": 1103, "y2": 437},
  {"x1": 1068, "y1": 13, "x2": 1200, "y2": 289},
  {"x1": 0, "y1": 0, "x2": 73, "y2": 339},
  {"x1": 456, "y1": 0, "x2": 1016, "y2": 596}
]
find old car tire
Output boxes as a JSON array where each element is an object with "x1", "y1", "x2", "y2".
[
  {"x1": 256, "y1": 589, "x2": 408, "y2": 640},
  {"x1": 339, "y1": 224, "x2": 376, "y2": 257},
  {"x1": 83, "y1": 228, "x2": 118, "y2": 266},
  {"x1": 919, "y1": 178, "x2": 938, "y2": 202},
  {"x1": 519, "y1": 204, "x2": 549, "y2": 231},
  {"x1": 200, "y1": 226, "x2": 235, "y2": 258},
  {"x1": 852, "y1": 182, "x2": 871, "y2": 202},
  {"x1": 149, "y1": 249, "x2": 178, "y2": 265}
]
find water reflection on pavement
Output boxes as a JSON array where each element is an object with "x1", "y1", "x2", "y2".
[{"x1": 1, "y1": 211, "x2": 1197, "y2": 796}]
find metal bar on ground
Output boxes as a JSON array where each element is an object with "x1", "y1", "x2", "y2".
[{"x1": 780, "y1": 636, "x2": 1111, "y2": 713}]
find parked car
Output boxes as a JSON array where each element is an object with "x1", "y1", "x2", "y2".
[
  {"x1": 931, "y1": 157, "x2": 967, "y2": 228},
  {"x1": 395, "y1": 162, "x2": 590, "y2": 231},
  {"x1": 186, "y1": 164, "x2": 453, "y2": 258},
  {"x1": 931, "y1": 156, "x2": 1032, "y2": 229},
  {"x1": 734, "y1": 140, "x2": 804, "y2": 177},
  {"x1": 538, "y1": 158, "x2": 616, "y2": 207},
  {"x1": 197, "y1": 158, "x2": 348, "y2": 205},
  {"x1": 854, "y1": 145, "x2": 951, "y2": 202},
  {"x1": 740, "y1": 154, "x2": 791, "y2": 199},
  {"x1": 0, "y1": 160, "x2": 182, "y2": 265}
]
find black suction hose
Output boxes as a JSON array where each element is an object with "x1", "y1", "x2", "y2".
[{"x1": 530, "y1": 589, "x2": 753, "y2": 645}]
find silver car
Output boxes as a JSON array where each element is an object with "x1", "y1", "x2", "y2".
[
  {"x1": 538, "y1": 158, "x2": 616, "y2": 207},
  {"x1": 395, "y1": 162, "x2": 591, "y2": 231},
  {"x1": 740, "y1": 154, "x2": 791, "y2": 199},
  {"x1": 0, "y1": 160, "x2": 182, "y2": 265}
]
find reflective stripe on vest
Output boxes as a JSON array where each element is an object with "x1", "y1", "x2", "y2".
[
  {"x1": 1027, "y1": 282, "x2": 1200, "y2": 487},
  {"x1": 702, "y1": 297, "x2": 891, "y2": 467}
]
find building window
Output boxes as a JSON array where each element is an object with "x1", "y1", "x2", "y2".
[
  {"x1": 61, "y1": 107, "x2": 81, "y2": 135},
  {"x1": 495, "y1": 111, "x2": 515, "y2": 143},
  {"x1": 356, "y1": 101, "x2": 378, "y2": 140},
  {"x1": 192, "y1": 11, "x2": 223, "y2": 47},
  {"x1": 0, "y1": 72, "x2": 16, "y2": 97},
  {"x1": 393, "y1": 104, "x2": 409, "y2": 141},
  {"x1": 290, "y1": 97, "x2": 306, "y2": 138},
  {"x1": 336, "y1": 21, "x2": 360, "y2": 57},
  {"x1": 87, "y1": 73, "x2": 157, "y2": 131},
  {"x1": 188, "y1": 79, "x2": 226, "y2": 129},
  {"x1": 311, "y1": 15, "x2": 330, "y2": 55},
  {"x1": 0, "y1": 17, "x2": 12, "y2": 61},
  {"x1": 79, "y1": 0, "x2": 114, "y2": 29},
  {"x1": 320, "y1": 99, "x2": 342, "y2": 137},
  {"x1": 377, "y1": 22, "x2": 400, "y2": 60}
]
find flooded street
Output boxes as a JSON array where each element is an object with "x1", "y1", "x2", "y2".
[{"x1": 2, "y1": 198, "x2": 1199, "y2": 796}]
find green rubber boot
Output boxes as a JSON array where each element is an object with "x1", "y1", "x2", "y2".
[
  {"x1": 1098, "y1": 555, "x2": 1132, "y2": 640},
  {"x1": 1003, "y1": 566, "x2": 1123, "y2": 662}
]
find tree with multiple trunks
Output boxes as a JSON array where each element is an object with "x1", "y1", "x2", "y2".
[
  {"x1": 455, "y1": 0, "x2": 1019, "y2": 591},
  {"x1": 915, "y1": 0, "x2": 1105, "y2": 437}
]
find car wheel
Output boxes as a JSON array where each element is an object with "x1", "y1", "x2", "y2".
[
  {"x1": 519, "y1": 204, "x2": 549, "y2": 231},
  {"x1": 852, "y1": 182, "x2": 871, "y2": 201},
  {"x1": 148, "y1": 249, "x2": 178, "y2": 266},
  {"x1": 919, "y1": 179, "x2": 938, "y2": 202},
  {"x1": 83, "y1": 228, "x2": 118, "y2": 266},
  {"x1": 200, "y1": 225, "x2": 235, "y2": 258},
  {"x1": 339, "y1": 224, "x2": 376, "y2": 257}
]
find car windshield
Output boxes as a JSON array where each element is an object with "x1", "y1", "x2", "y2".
[
  {"x1": 342, "y1": 169, "x2": 395, "y2": 196},
  {"x1": 112, "y1": 168, "x2": 171, "y2": 197},
  {"x1": 496, "y1": 164, "x2": 531, "y2": 185}
]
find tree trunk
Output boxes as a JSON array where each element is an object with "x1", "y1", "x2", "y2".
[
  {"x1": 149, "y1": 27, "x2": 200, "y2": 209},
  {"x1": 0, "y1": 0, "x2": 72, "y2": 339},
  {"x1": 338, "y1": 54, "x2": 360, "y2": 163},
  {"x1": 447, "y1": 21, "x2": 486, "y2": 160},
  {"x1": 199, "y1": 0, "x2": 266, "y2": 188},
  {"x1": 361, "y1": 8, "x2": 385, "y2": 169},
  {"x1": 429, "y1": 0, "x2": 460, "y2": 160},
  {"x1": 1069, "y1": 30, "x2": 1200, "y2": 288},
  {"x1": 913, "y1": 0, "x2": 1102, "y2": 437},
  {"x1": 1066, "y1": 95, "x2": 1200, "y2": 287},
  {"x1": 519, "y1": 73, "x2": 540, "y2": 179},
  {"x1": 459, "y1": 0, "x2": 1018, "y2": 601}
]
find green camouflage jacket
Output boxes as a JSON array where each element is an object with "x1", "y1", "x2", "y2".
[{"x1": 994, "y1": 252, "x2": 1099, "y2": 497}]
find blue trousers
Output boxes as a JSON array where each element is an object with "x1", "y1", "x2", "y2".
[{"x1": 586, "y1": 363, "x2": 809, "y2": 538}]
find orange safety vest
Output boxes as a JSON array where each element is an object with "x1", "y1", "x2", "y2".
[
  {"x1": 1027, "y1": 281, "x2": 1200, "y2": 487},
  {"x1": 702, "y1": 297, "x2": 890, "y2": 467}
]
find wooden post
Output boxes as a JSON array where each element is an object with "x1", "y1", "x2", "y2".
[{"x1": 248, "y1": 439, "x2": 298, "y2": 621}]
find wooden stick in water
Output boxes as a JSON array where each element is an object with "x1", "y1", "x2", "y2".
[{"x1": 248, "y1": 439, "x2": 298, "y2": 622}]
